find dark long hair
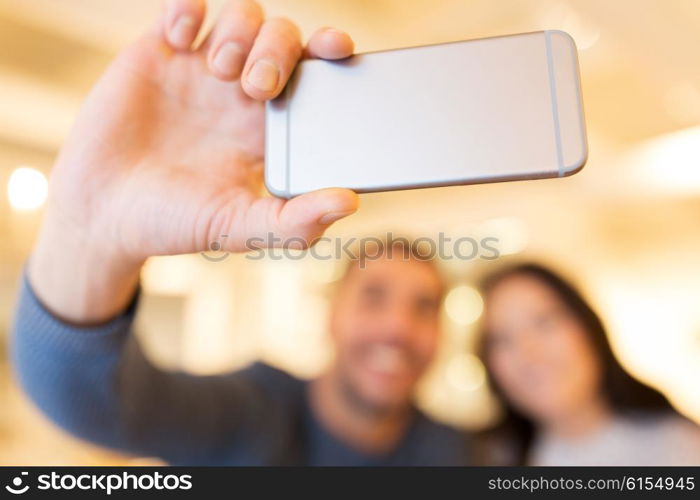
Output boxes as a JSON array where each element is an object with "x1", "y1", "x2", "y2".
[{"x1": 475, "y1": 263, "x2": 675, "y2": 465}]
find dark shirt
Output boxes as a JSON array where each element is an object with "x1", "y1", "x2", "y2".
[{"x1": 12, "y1": 276, "x2": 469, "y2": 465}]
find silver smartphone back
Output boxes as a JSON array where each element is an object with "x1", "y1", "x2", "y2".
[{"x1": 265, "y1": 30, "x2": 587, "y2": 198}]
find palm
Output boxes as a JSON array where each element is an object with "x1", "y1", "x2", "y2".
[
  {"x1": 122, "y1": 36, "x2": 266, "y2": 163},
  {"x1": 55, "y1": 34, "x2": 270, "y2": 259}
]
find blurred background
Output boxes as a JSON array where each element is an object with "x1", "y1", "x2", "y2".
[{"x1": 1, "y1": 0, "x2": 699, "y2": 464}]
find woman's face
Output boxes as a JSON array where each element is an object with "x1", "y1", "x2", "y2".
[{"x1": 484, "y1": 274, "x2": 603, "y2": 425}]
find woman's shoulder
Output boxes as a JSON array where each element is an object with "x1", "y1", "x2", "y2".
[
  {"x1": 626, "y1": 411, "x2": 699, "y2": 435},
  {"x1": 656, "y1": 413, "x2": 700, "y2": 441},
  {"x1": 621, "y1": 411, "x2": 700, "y2": 465}
]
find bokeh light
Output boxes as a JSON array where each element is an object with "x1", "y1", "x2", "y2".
[
  {"x1": 445, "y1": 284, "x2": 484, "y2": 326},
  {"x1": 7, "y1": 167, "x2": 48, "y2": 211}
]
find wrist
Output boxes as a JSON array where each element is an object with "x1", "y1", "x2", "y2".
[{"x1": 28, "y1": 209, "x2": 142, "y2": 325}]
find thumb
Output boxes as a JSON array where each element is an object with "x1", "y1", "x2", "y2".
[
  {"x1": 226, "y1": 188, "x2": 359, "y2": 251},
  {"x1": 279, "y1": 188, "x2": 359, "y2": 243}
]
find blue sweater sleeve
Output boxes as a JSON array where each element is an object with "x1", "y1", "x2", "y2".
[{"x1": 11, "y1": 274, "x2": 303, "y2": 465}]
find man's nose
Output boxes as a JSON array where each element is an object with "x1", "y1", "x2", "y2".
[{"x1": 379, "y1": 303, "x2": 417, "y2": 340}]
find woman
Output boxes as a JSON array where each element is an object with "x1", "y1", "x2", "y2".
[{"x1": 475, "y1": 263, "x2": 700, "y2": 465}]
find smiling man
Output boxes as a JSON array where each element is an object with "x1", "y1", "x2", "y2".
[
  {"x1": 11, "y1": 0, "x2": 468, "y2": 466},
  {"x1": 305, "y1": 241, "x2": 464, "y2": 464}
]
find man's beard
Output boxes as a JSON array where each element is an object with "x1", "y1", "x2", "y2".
[{"x1": 336, "y1": 368, "x2": 404, "y2": 419}]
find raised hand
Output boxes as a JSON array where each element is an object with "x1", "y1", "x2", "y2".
[{"x1": 29, "y1": 0, "x2": 359, "y2": 323}]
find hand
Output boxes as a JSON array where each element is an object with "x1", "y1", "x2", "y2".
[{"x1": 29, "y1": 0, "x2": 359, "y2": 323}]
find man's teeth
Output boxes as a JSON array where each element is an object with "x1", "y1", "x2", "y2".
[{"x1": 366, "y1": 345, "x2": 409, "y2": 374}]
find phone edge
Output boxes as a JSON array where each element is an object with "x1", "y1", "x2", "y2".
[
  {"x1": 265, "y1": 85, "x2": 291, "y2": 198},
  {"x1": 546, "y1": 30, "x2": 589, "y2": 177}
]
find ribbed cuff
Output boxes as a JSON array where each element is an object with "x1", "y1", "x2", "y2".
[{"x1": 12, "y1": 271, "x2": 140, "y2": 354}]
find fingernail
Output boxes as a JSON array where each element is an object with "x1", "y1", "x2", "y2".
[
  {"x1": 213, "y1": 41, "x2": 245, "y2": 77},
  {"x1": 169, "y1": 15, "x2": 196, "y2": 49},
  {"x1": 246, "y1": 58, "x2": 279, "y2": 93},
  {"x1": 318, "y1": 210, "x2": 355, "y2": 225}
]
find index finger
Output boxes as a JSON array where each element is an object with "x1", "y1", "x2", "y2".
[{"x1": 241, "y1": 17, "x2": 302, "y2": 101}]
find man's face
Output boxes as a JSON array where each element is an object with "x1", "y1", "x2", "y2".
[{"x1": 330, "y1": 254, "x2": 443, "y2": 414}]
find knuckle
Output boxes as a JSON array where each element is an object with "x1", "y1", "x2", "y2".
[
  {"x1": 264, "y1": 17, "x2": 301, "y2": 40},
  {"x1": 243, "y1": 0, "x2": 265, "y2": 18},
  {"x1": 221, "y1": 3, "x2": 262, "y2": 33},
  {"x1": 218, "y1": 7, "x2": 260, "y2": 37}
]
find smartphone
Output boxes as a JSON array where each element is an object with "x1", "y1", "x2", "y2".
[{"x1": 265, "y1": 30, "x2": 587, "y2": 198}]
